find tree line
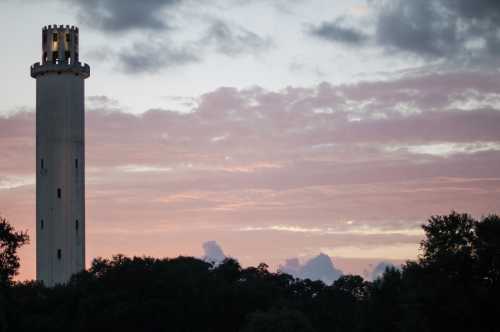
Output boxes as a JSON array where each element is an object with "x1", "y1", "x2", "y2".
[{"x1": 0, "y1": 212, "x2": 499, "y2": 332}]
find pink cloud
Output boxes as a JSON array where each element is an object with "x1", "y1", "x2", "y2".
[{"x1": 1, "y1": 71, "x2": 500, "y2": 280}]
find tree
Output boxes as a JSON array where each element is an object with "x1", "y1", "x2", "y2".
[
  {"x1": 333, "y1": 275, "x2": 368, "y2": 301},
  {"x1": 0, "y1": 217, "x2": 29, "y2": 332},
  {"x1": 474, "y1": 214, "x2": 500, "y2": 286},
  {"x1": 409, "y1": 212, "x2": 500, "y2": 332},
  {"x1": 0, "y1": 217, "x2": 29, "y2": 285},
  {"x1": 420, "y1": 211, "x2": 476, "y2": 266},
  {"x1": 241, "y1": 308, "x2": 316, "y2": 332}
]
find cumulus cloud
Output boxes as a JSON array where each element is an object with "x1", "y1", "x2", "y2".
[
  {"x1": 279, "y1": 254, "x2": 343, "y2": 284},
  {"x1": 370, "y1": 261, "x2": 397, "y2": 281},
  {"x1": 202, "y1": 240, "x2": 226, "y2": 264}
]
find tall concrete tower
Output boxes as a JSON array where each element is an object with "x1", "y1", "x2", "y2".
[{"x1": 31, "y1": 25, "x2": 90, "y2": 286}]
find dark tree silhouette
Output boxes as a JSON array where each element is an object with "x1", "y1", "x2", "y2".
[
  {"x1": 241, "y1": 308, "x2": 316, "y2": 332},
  {"x1": 0, "y1": 217, "x2": 29, "y2": 285},
  {"x1": 420, "y1": 211, "x2": 476, "y2": 267},
  {"x1": 0, "y1": 217, "x2": 29, "y2": 332},
  {"x1": 475, "y1": 214, "x2": 500, "y2": 285}
]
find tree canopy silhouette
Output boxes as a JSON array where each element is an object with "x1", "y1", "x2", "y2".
[
  {"x1": 0, "y1": 217, "x2": 29, "y2": 286},
  {"x1": 0, "y1": 217, "x2": 29, "y2": 332}
]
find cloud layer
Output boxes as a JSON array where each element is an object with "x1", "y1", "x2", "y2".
[{"x1": 2, "y1": 71, "x2": 500, "y2": 280}]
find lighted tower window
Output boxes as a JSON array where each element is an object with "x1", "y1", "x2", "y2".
[{"x1": 52, "y1": 33, "x2": 59, "y2": 56}]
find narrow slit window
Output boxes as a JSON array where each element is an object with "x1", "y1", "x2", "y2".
[
  {"x1": 57, "y1": 249, "x2": 62, "y2": 260},
  {"x1": 40, "y1": 219, "x2": 44, "y2": 230},
  {"x1": 41, "y1": 158, "x2": 44, "y2": 169},
  {"x1": 53, "y1": 33, "x2": 58, "y2": 42},
  {"x1": 57, "y1": 188, "x2": 61, "y2": 198},
  {"x1": 65, "y1": 33, "x2": 70, "y2": 42},
  {"x1": 75, "y1": 158, "x2": 78, "y2": 169},
  {"x1": 75, "y1": 219, "x2": 79, "y2": 231}
]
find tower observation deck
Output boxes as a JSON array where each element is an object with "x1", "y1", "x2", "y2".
[{"x1": 31, "y1": 25, "x2": 90, "y2": 286}]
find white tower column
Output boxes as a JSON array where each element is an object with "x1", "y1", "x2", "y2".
[{"x1": 31, "y1": 25, "x2": 90, "y2": 287}]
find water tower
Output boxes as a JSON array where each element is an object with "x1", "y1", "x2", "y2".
[{"x1": 31, "y1": 25, "x2": 90, "y2": 286}]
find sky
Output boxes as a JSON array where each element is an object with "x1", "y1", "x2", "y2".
[{"x1": 1, "y1": 0, "x2": 500, "y2": 281}]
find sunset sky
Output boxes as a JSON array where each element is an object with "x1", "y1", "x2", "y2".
[{"x1": 1, "y1": 0, "x2": 500, "y2": 280}]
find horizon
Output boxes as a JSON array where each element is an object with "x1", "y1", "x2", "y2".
[{"x1": 1, "y1": 0, "x2": 499, "y2": 282}]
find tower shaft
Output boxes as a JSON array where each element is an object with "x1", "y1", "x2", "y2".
[{"x1": 31, "y1": 25, "x2": 90, "y2": 286}]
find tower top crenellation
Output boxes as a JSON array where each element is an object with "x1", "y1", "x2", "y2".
[
  {"x1": 43, "y1": 25, "x2": 79, "y2": 32},
  {"x1": 31, "y1": 25, "x2": 89, "y2": 79}
]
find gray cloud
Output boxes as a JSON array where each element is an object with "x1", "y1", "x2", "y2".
[
  {"x1": 309, "y1": 19, "x2": 368, "y2": 45},
  {"x1": 202, "y1": 20, "x2": 272, "y2": 56},
  {"x1": 311, "y1": 0, "x2": 500, "y2": 59},
  {"x1": 106, "y1": 21, "x2": 270, "y2": 74},
  {"x1": 116, "y1": 39, "x2": 200, "y2": 74},
  {"x1": 375, "y1": 1, "x2": 458, "y2": 57},
  {"x1": 67, "y1": 1, "x2": 272, "y2": 73},
  {"x1": 69, "y1": 0, "x2": 181, "y2": 33},
  {"x1": 376, "y1": 0, "x2": 500, "y2": 57},
  {"x1": 279, "y1": 254, "x2": 343, "y2": 284},
  {"x1": 446, "y1": 0, "x2": 500, "y2": 22}
]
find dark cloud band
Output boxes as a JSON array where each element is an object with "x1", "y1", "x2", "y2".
[
  {"x1": 70, "y1": 0, "x2": 181, "y2": 33},
  {"x1": 309, "y1": 19, "x2": 368, "y2": 45},
  {"x1": 310, "y1": 0, "x2": 500, "y2": 60}
]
